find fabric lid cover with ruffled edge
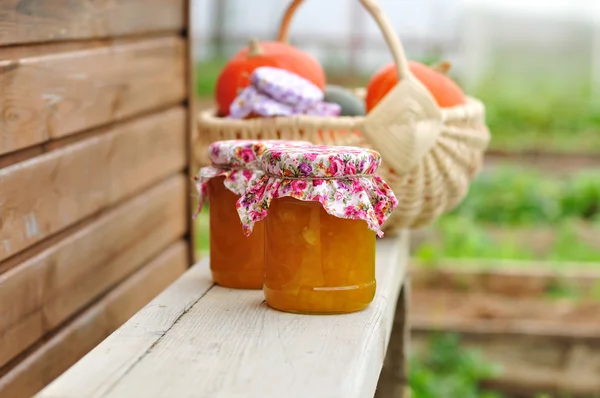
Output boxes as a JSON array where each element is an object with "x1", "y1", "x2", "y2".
[
  {"x1": 236, "y1": 145, "x2": 398, "y2": 237},
  {"x1": 193, "y1": 139, "x2": 312, "y2": 218}
]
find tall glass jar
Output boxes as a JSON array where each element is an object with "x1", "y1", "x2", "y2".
[
  {"x1": 194, "y1": 139, "x2": 311, "y2": 289},
  {"x1": 237, "y1": 145, "x2": 398, "y2": 313}
]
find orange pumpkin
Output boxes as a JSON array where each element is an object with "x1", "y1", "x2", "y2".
[
  {"x1": 365, "y1": 61, "x2": 465, "y2": 112},
  {"x1": 215, "y1": 39, "x2": 326, "y2": 116}
]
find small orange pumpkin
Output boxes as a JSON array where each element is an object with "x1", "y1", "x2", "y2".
[
  {"x1": 365, "y1": 61, "x2": 465, "y2": 112},
  {"x1": 215, "y1": 39, "x2": 326, "y2": 116}
]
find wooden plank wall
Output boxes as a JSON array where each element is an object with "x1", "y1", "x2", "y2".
[{"x1": 0, "y1": 1, "x2": 194, "y2": 397}]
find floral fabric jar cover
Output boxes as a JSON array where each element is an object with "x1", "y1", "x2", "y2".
[
  {"x1": 236, "y1": 145, "x2": 399, "y2": 237},
  {"x1": 193, "y1": 140, "x2": 312, "y2": 216},
  {"x1": 229, "y1": 67, "x2": 341, "y2": 119}
]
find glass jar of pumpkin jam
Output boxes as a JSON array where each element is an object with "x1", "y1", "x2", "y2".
[
  {"x1": 237, "y1": 145, "x2": 398, "y2": 313},
  {"x1": 194, "y1": 139, "x2": 311, "y2": 289},
  {"x1": 264, "y1": 197, "x2": 376, "y2": 314},
  {"x1": 208, "y1": 176, "x2": 265, "y2": 289}
]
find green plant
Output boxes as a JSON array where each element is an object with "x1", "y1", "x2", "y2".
[
  {"x1": 474, "y1": 73, "x2": 600, "y2": 154},
  {"x1": 560, "y1": 171, "x2": 600, "y2": 220},
  {"x1": 546, "y1": 223, "x2": 600, "y2": 263},
  {"x1": 450, "y1": 167, "x2": 600, "y2": 225},
  {"x1": 411, "y1": 166, "x2": 600, "y2": 266},
  {"x1": 413, "y1": 218, "x2": 534, "y2": 265},
  {"x1": 544, "y1": 280, "x2": 581, "y2": 300},
  {"x1": 413, "y1": 216, "x2": 600, "y2": 266},
  {"x1": 410, "y1": 333, "x2": 503, "y2": 398}
]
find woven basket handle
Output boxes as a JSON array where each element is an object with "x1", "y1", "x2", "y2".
[
  {"x1": 276, "y1": 0, "x2": 411, "y2": 81},
  {"x1": 277, "y1": 0, "x2": 443, "y2": 177}
]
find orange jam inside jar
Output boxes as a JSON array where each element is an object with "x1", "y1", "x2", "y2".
[
  {"x1": 208, "y1": 176, "x2": 264, "y2": 289},
  {"x1": 237, "y1": 145, "x2": 398, "y2": 314},
  {"x1": 265, "y1": 197, "x2": 376, "y2": 314},
  {"x1": 195, "y1": 140, "x2": 312, "y2": 289}
]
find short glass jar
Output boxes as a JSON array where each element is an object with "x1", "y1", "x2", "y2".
[
  {"x1": 194, "y1": 139, "x2": 311, "y2": 289},
  {"x1": 237, "y1": 145, "x2": 398, "y2": 313}
]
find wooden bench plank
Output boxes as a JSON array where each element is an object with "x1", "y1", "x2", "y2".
[
  {"x1": 0, "y1": 106, "x2": 186, "y2": 264},
  {"x1": 0, "y1": 0, "x2": 185, "y2": 46},
  {"x1": 32, "y1": 258, "x2": 214, "y2": 398},
  {"x1": 0, "y1": 174, "x2": 188, "y2": 368},
  {"x1": 37, "y1": 232, "x2": 409, "y2": 398},
  {"x1": 0, "y1": 240, "x2": 188, "y2": 398},
  {"x1": 0, "y1": 36, "x2": 186, "y2": 155}
]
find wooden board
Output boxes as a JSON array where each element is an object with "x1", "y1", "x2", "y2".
[
  {"x1": 0, "y1": 36, "x2": 186, "y2": 155},
  {"x1": 0, "y1": 0, "x2": 185, "y2": 46},
  {"x1": 0, "y1": 106, "x2": 186, "y2": 264},
  {"x1": 0, "y1": 240, "x2": 188, "y2": 398},
  {"x1": 0, "y1": 174, "x2": 188, "y2": 368},
  {"x1": 36, "y1": 232, "x2": 409, "y2": 398}
]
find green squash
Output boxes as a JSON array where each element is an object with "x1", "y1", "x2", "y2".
[{"x1": 324, "y1": 85, "x2": 366, "y2": 116}]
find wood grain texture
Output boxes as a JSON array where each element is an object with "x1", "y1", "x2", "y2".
[
  {"x1": 37, "y1": 232, "x2": 409, "y2": 398},
  {"x1": 35, "y1": 256, "x2": 215, "y2": 398},
  {"x1": 0, "y1": 36, "x2": 186, "y2": 155},
  {"x1": 0, "y1": 0, "x2": 185, "y2": 46},
  {"x1": 0, "y1": 174, "x2": 188, "y2": 368},
  {"x1": 0, "y1": 241, "x2": 188, "y2": 398},
  {"x1": 0, "y1": 106, "x2": 186, "y2": 263}
]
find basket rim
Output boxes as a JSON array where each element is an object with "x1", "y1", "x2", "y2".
[{"x1": 197, "y1": 96, "x2": 485, "y2": 130}]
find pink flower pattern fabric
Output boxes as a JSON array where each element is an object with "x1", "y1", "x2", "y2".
[
  {"x1": 193, "y1": 140, "x2": 312, "y2": 218},
  {"x1": 236, "y1": 145, "x2": 398, "y2": 237}
]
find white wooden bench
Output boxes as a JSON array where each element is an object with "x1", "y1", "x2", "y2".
[{"x1": 36, "y1": 231, "x2": 410, "y2": 398}]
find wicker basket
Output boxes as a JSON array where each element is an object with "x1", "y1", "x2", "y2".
[{"x1": 195, "y1": 0, "x2": 491, "y2": 235}]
